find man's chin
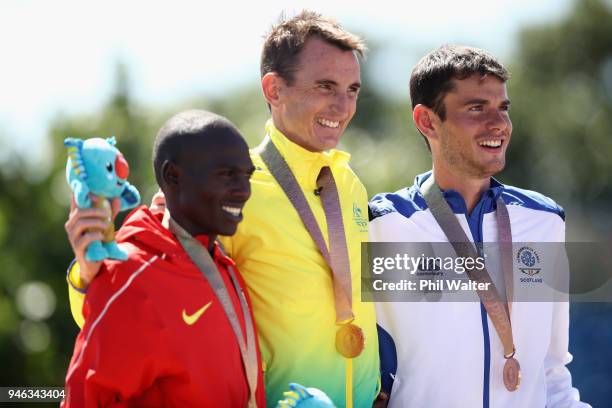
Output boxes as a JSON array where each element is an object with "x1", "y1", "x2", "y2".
[
  {"x1": 479, "y1": 162, "x2": 506, "y2": 178},
  {"x1": 314, "y1": 125, "x2": 344, "y2": 146},
  {"x1": 218, "y1": 223, "x2": 239, "y2": 237},
  {"x1": 317, "y1": 136, "x2": 342, "y2": 151}
]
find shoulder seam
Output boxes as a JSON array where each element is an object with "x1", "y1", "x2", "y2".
[
  {"x1": 65, "y1": 255, "x2": 159, "y2": 382},
  {"x1": 502, "y1": 192, "x2": 565, "y2": 221}
]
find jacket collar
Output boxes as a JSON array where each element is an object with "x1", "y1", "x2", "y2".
[
  {"x1": 193, "y1": 234, "x2": 235, "y2": 267},
  {"x1": 259, "y1": 120, "x2": 351, "y2": 181},
  {"x1": 416, "y1": 171, "x2": 504, "y2": 216},
  {"x1": 119, "y1": 207, "x2": 235, "y2": 267}
]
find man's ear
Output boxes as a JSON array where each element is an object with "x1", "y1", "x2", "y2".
[
  {"x1": 413, "y1": 104, "x2": 439, "y2": 143},
  {"x1": 261, "y1": 72, "x2": 284, "y2": 108},
  {"x1": 161, "y1": 160, "x2": 180, "y2": 189}
]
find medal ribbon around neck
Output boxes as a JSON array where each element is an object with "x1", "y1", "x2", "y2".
[
  {"x1": 259, "y1": 138, "x2": 364, "y2": 359},
  {"x1": 421, "y1": 174, "x2": 520, "y2": 392},
  {"x1": 165, "y1": 212, "x2": 259, "y2": 406}
]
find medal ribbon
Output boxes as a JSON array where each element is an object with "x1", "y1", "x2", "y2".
[
  {"x1": 167, "y1": 214, "x2": 259, "y2": 407},
  {"x1": 421, "y1": 175, "x2": 519, "y2": 391},
  {"x1": 260, "y1": 139, "x2": 354, "y2": 324}
]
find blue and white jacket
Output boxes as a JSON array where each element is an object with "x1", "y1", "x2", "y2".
[{"x1": 369, "y1": 172, "x2": 589, "y2": 408}]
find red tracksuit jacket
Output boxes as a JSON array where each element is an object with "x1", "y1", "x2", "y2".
[{"x1": 62, "y1": 207, "x2": 266, "y2": 407}]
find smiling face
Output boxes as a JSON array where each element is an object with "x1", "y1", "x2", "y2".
[
  {"x1": 271, "y1": 37, "x2": 361, "y2": 152},
  {"x1": 172, "y1": 130, "x2": 254, "y2": 238},
  {"x1": 432, "y1": 74, "x2": 512, "y2": 179}
]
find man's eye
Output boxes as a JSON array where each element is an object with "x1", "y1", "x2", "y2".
[
  {"x1": 469, "y1": 105, "x2": 483, "y2": 112},
  {"x1": 318, "y1": 84, "x2": 333, "y2": 91},
  {"x1": 500, "y1": 105, "x2": 510, "y2": 111}
]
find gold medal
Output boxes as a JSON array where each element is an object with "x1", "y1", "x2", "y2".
[
  {"x1": 335, "y1": 323, "x2": 365, "y2": 358},
  {"x1": 503, "y1": 357, "x2": 521, "y2": 391}
]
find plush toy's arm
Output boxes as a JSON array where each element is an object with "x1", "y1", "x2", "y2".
[
  {"x1": 119, "y1": 182, "x2": 141, "y2": 211},
  {"x1": 70, "y1": 180, "x2": 92, "y2": 208},
  {"x1": 276, "y1": 383, "x2": 335, "y2": 408}
]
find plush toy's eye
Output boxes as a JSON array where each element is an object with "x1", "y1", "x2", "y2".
[{"x1": 106, "y1": 162, "x2": 113, "y2": 172}]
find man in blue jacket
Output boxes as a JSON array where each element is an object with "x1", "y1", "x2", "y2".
[{"x1": 369, "y1": 45, "x2": 590, "y2": 408}]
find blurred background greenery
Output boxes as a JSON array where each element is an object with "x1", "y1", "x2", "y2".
[{"x1": 0, "y1": 0, "x2": 611, "y2": 406}]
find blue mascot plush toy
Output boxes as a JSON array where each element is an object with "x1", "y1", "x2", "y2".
[
  {"x1": 276, "y1": 383, "x2": 335, "y2": 408},
  {"x1": 65, "y1": 137, "x2": 140, "y2": 262}
]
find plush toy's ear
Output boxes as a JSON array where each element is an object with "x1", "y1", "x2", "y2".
[
  {"x1": 106, "y1": 136, "x2": 117, "y2": 146},
  {"x1": 64, "y1": 138, "x2": 88, "y2": 180},
  {"x1": 64, "y1": 138, "x2": 83, "y2": 149}
]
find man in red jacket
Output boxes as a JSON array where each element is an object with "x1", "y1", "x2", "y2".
[{"x1": 62, "y1": 110, "x2": 266, "y2": 407}]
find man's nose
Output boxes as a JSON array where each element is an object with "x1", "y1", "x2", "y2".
[
  {"x1": 332, "y1": 92, "x2": 352, "y2": 116},
  {"x1": 230, "y1": 175, "x2": 251, "y2": 199},
  {"x1": 487, "y1": 109, "x2": 511, "y2": 132}
]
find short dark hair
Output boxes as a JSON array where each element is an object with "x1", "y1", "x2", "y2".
[
  {"x1": 152, "y1": 110, "x2": 240, "y2": 186},
  {"x1": 410, "y1": 45, "x2": 510, "y2": 148},
  {"x1": 260, "y1": 10, "x2": 366, "y2": 85}
]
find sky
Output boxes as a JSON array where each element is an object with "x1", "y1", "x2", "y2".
[{"x1": 0, "y1": 0, "x2": 574, "y2": 166}]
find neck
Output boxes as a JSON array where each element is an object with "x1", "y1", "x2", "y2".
[
  {"x1": 166, "y1": 205, "x2": 216, "y2": 251},
  {"x1": 432, "y1": 162, "x2": 491, "y2": 214}
]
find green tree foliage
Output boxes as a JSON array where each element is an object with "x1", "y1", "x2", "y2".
[
  {"x1": 342, "y1": 41, "x2": 433, "y2": 195},
  {"x1": 0, "y1": 65, "x2": 158, "y2": 390},
  {"x1": 505, "y1": 0, "x2": 612, "y2": 206},
  {"x1": 0, "y1": 145, "x2": 79, "y2": 388}
]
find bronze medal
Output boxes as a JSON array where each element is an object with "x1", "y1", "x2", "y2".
[
  {"x1": 335, "y1": 323, "x2": 365, "y2": 358},
  {"x1": 503, "y1": 357, "x2": 521, "y2": 391}
]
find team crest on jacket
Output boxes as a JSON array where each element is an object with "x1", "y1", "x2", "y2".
[
  {"x1": 353, "y1": 203, "x2": 368, "y2": 232},
  {"x1": 516, "y1": 246, "x2": 541, "y2": 276}
]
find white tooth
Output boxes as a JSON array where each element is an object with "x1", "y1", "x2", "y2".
[
  {"x1": 222, "y1": 206, "x2": 241, "y2": 216},
  {"x1": 318, "y1": 118, "x2": 339, "y2": 128}
]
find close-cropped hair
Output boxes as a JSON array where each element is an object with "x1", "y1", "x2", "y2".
[
  {"x1": 260, "y1": 10, "x2": 366, "y2": 85},
  {"x1": 152, "y1": 110, "x2": 238, "y2": 186}
]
